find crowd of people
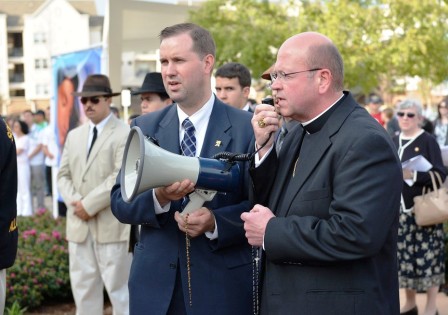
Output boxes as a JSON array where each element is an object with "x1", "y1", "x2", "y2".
[
  {"x1": 365, "y1": 96, "x2": 448, "y2": 315},
  {"x1": 4, "y1": 108, "x2": 54, "y2": 216},
  {"x1": 1, "y1": 21, "x2": 448, "y2": 315}
]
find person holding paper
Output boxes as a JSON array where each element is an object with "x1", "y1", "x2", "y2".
[{"x1": 393, "y1": 99, "x2": 446, "y2": 315}]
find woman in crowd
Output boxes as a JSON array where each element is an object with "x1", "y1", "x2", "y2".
[
  {"x1": 12, "y1": 119, "x2": 33, "y2": 216},
  {"x1": 433, "y1": 96, "x2": 448, "y2": 147},
  {"x1": 394, "y1": 99, "x2": 446, "y2": 315}
]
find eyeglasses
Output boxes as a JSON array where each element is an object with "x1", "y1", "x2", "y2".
[
  {"x1": 397, "y1": 112, "x2": 416, "y2": 118},
  {"x1": 80, "y1": 96, "x2": 106, "y2": 105},
  {"x1": 270, "y1": 68, "x2": 322, "y2": 82}
]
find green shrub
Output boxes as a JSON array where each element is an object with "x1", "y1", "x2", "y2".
[{"x1": 5, "y1": 209, "x2": 71, "y2": 309}]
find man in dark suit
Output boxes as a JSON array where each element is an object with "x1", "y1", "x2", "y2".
[
  {"x1": 111, "y1": 23, "x2": 254, "y2": 315},
  {"x1": 0, "y1": 118, "x2": 18, "y2": 314},
  {"x1": 241, "y1": 32, "x2": 402, "y2": 315}
]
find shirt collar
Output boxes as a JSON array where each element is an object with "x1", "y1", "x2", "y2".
[
  {"x1": 89, "y1": 113, "x2": 113, "y2": 135},
  {"x1": 302, "y1": 92, "x2": 345, "y2": 134},
  {"x1": 177, "y1": 94, "x2": 215, "y2": 131}
]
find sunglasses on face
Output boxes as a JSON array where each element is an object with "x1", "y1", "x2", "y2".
[
  {"x1": 397, "y1": 112, "x2": 416, "y2": 118},
  {"x1": 80, "y1": 96, "x2": 105, "y2": 105}
]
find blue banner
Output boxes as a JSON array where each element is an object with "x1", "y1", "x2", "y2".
[{"x1": 51, "y1": 47, "x2": 102, "y2": 150}]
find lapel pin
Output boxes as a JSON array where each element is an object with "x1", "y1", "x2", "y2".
[
  {"x1": 415, "y1": 147, "x2": 420, "y2": 152},
  {"x1": 215, "y1": 140, "x2": 222, "y2": 147}
]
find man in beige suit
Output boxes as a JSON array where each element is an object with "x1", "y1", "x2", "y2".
[{"x1": 58, "y1": 74, "x2": 131, "y2": 315}]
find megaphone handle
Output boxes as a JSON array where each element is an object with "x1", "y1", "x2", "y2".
[{"x1": 182, "y1": 189, "x2": 217, "y2": 215}]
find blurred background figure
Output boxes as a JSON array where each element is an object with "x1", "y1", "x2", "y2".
[
  {"x1": 381, "y1": 106, "x2": 400, "y2": 137},
  {"x1": 365, "y1": 94, "x2": 385, "y2": 126},
  {"x1": 393, "y1": 99, "x2": 446, "y2": 315},
  {"x1": 12, "y1": 119, "x2": 33, "y2": 216},
  {"x1": 110, "y1": 106, "x2": 120, "y2": 119},
  {"x1": 132, "y1": 72, "x2": 172, "y2": 115},
  {"x1": 433, "y1": 96, "x2": 448, "y2": 147},
  {"x1": 127, "y1": 114, "x2": 140, "y2": 126},
  {"x1": 22, "y1": 110, "x2": 46, "y2": 212},
  {"x1": 42, "y1": 106, "x2": 61, "y2": 217},
  {"x1": 215, "y1": 62, "x2": 253, "y2": 112}
]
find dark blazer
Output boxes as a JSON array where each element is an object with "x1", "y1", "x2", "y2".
[
  {"x1": 0, "y1": 119, "x2": 18, "y2": 270},
  {"x1": 393, "y1": 131, "x2": 446, "y2": 209},
  {"x1": 111, "y1": 98, "x2": 254, "y2": 315},
  {"x1": 251, "y1": 92, "x2": 402, "y2": 315}
]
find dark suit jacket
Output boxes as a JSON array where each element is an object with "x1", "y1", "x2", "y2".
[
  {"x1": 251, "y1": 92, "x2": 402, "y2": 315},
  {"x1": 111, "y1": 98, "x2": 255, "y2": 315},
  {"x1": 393, "y1": 131, "x2": 446, "y2": 209},
  {"x1": 0, "y1": 119, "x2": 18, "y2": 270}
]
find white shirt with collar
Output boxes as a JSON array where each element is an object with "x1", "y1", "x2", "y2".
[
  {"x1": 153, "y1": 94, "x2": 219, "y2": 238},
  {"x1": 87, "y1": 113, "x2": 113, "y2": 153}
]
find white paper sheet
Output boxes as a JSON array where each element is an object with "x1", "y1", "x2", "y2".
[{"x1": 402, "y1": 155, "x2": 433, "y2": 186}]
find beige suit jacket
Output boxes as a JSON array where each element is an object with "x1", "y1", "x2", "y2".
[{"x1": 58, "y1": 115, "x2": 130, "y2": 243}]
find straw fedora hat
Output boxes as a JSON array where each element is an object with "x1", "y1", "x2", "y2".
[{"x1": 72, "y1": 74, "x2": 121, "y2": 97}]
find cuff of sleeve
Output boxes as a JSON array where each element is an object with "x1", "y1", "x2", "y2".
[
  {"x1": 153, "y1": 189, "x2": 170, "y2": 214},
  {"x1": 205, "y1": 217, "x2": 218, "y2": 240},
  {"x1": 255, "y1": 144, "x2": 274, "y2": 167}
]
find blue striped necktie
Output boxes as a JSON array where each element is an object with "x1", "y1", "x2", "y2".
[
  {"x1": 180, "y1": 118, "x2": 196, "y2": 210},
  {"x1": 181, "y1": 118, "x2": 196, "y2": 157}
]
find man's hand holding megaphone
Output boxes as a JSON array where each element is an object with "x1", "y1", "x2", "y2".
[
  {"x1": 153, "y1": 179, "x2": 215, "y2": 237},
  {"x1": 154, "y1": 179, "x2": 195, "y2": 208}
]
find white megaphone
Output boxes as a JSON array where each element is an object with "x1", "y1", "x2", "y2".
[{"x1": 120, "y1": 126, "x2": 240, "y2": 214}]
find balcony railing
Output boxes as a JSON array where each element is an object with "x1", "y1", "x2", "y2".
[
  {"x1": 9, "y1": 73, "x2": 24, "y2": 83},
  {"x1": 8, "y1": 47, "x2": 23, "y2": 57}
]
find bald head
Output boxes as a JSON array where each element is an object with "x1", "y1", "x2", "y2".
[{"x1": 278, "y1": 32, "x2": 344, "y2": 91}]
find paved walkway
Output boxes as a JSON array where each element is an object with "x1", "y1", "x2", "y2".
[{"x1": 400, "y1": 289, "x2": 448, "y2": 315}]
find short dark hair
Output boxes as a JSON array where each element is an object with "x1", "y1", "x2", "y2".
[
  {"x1": 34, "y1": 109, "x2": 46, "y2": 119},
  {"x1": 14, "y1": 119, "x2": 29, "y2": 135},
  {"x1": 157, "y1": 92, "x2": 171, "y2": 101},
  {"x1": 215, "y1": 62, "x2": 251, "y2": 88},
  {"x1": 159, "y1": 23, "x2": 216, "y2": 59}
]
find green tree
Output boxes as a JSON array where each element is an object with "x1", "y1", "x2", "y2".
[
  {"x1": 189, "y1": 0, "x2": 294, "y2": 78},
  {"x1": 189, "y1": 0, "x2": 448, "y2": 97}
]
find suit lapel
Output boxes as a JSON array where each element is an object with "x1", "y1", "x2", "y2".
[
  {"x1": 84, "y1": 116, "x2": 117, "y2": 176},
  {"x1": 274, "y1": 92, "x2": 359, "y2": 217},
  {"x1": 267, "y1": 127, "x2": 302, "y2": 212},
  {"x1": 201, "y1": 101, "x2": 232, "y2": 158},
  {"x1": 153, "y1": 106, "x2": 181, "y2": 153}
]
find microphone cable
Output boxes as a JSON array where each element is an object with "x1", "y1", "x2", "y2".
[{"x1": 212, "y1": 97, "x2": 276, "y2": 163}]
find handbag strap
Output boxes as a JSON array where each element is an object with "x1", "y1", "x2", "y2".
[{"x1": 428, "y1": 171, "x2": 444, "y2": 197}]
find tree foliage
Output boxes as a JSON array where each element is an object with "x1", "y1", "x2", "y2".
[{"x1": 189, "y1": 0, "x2": 448, "y2": 96}]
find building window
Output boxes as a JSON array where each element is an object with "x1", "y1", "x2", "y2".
[
  {"x1": 35, "y1": 59, "x2": 48, "y2": 69},
  {"x1": 35, "y1": 84, "x2": 49, "y2": 96},
  {"x1": 33, "y1": 32, "x2": 47, "y2": 44}
]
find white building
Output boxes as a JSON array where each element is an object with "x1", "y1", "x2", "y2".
[
  {"x1": 0, "y1": 0, "x2": 201, "y2": 116},
  {"x1": 0, "y1": 0, "x2": 98, "y2": 114}
]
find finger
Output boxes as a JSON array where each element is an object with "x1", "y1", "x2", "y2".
[{"x1": 174, "y1": 211, "x2": 185, "y2": 224}]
